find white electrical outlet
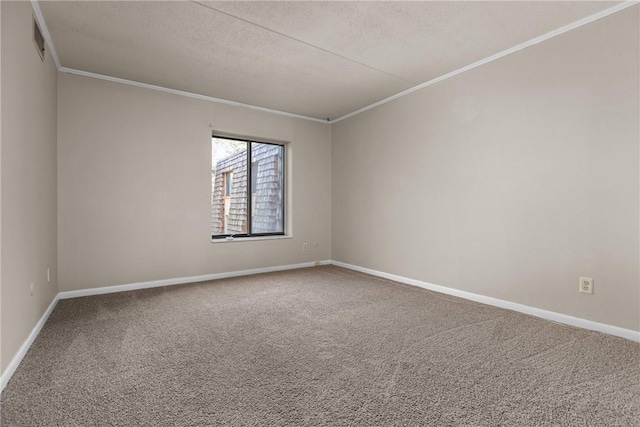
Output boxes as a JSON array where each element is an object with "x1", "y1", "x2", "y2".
[
  {"x1": 303, "y1": 242, "x2": 308, "y2": 250},
  {"x1": 30, "y1": 283, "x2": 34, "y2": 296},
  {"x1": 579, "y1": 277, "x2": 594, "y2": 295}
]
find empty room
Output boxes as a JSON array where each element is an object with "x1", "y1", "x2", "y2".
[{"x1": 1, "y1": 1, "x2": 639, "y2": 425}]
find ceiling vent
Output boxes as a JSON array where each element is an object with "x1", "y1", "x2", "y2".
[{"x1": 33, "y1": 16, "x2": 45, "y2": 61}]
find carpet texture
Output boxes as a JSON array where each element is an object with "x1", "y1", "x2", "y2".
[{"x1": 2, "y1": 266, "x2": 639, "y2": 426}]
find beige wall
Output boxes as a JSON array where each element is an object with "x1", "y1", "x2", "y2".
[
  {"x1": 1, "y1": 1, "x2": 59, "y2": 373},
  {"x1": 57, "y1": 73, "x2": 331, "y2": 291},
  {"x1": 332, "y1": 7, "x2": 639, "y2": 331}
]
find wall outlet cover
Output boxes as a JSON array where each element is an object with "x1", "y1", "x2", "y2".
[{"x1": 580, "y1": 277, "x2": 594, "y2": 295}]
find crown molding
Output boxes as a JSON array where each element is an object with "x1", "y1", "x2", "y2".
[
  {"x1": 330, "y1": 0, "x2": 639, "y2": 124},
  {"x1": 30, "y1": 1, "x2": 639, "y2": 125},
  {"x1": 58, "y1": 67, "x2": 329, "y2": 124}
]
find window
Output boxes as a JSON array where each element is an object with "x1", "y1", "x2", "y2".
[{"x1": 211, "y1": 136, "x2": 285, "y2": 239}]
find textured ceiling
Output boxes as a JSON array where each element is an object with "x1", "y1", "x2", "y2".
[{"x1": 40, "y1": 1, "x2": 619, "y2": 120}]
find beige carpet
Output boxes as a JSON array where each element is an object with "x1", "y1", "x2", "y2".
[{"x1": 2, "y1": 266, "x2": 639, "y2": 426}]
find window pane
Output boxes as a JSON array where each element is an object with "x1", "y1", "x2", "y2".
[
  {"x1": 251, "y1": 143, "x2": 284, "y2": 234},
  {"x1": 212, "y1": 138, "x2": 247, "y2": 236}
]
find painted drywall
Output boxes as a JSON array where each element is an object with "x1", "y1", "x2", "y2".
[
  {"x1": 1, "y1": 1, "x2": 58, "y2": 373},
  {"x1": 57, "y1": 73, "x2": 331, "y2": 291},
  {"x1": 332, "y1": 6, "x2": 639, "y2": 331}
]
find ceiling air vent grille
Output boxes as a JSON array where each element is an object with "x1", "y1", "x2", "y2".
[{"x1": 33, "y1": 16, "x2": 45, "y2": 61}]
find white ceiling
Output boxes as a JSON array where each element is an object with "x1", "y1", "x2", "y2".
[{"x1": 39, "y1": 1, "x2": 622, "y2": 121}]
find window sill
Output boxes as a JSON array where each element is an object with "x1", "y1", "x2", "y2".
[{"x1": 211, "y1": 235, "x2": 292, "y2": 244}]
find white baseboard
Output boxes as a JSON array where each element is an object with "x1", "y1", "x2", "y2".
[
  {"x1": 58, "y1": 261, "x2": 330, "y2": 299},
  {"x1": 1, "y1": 293, "x2": 60, "y2": 392},
  {"x1": 3, "y1": 259, "x2": 636, "y2": 392},
  {"x1": 2, "y1": 260, "x2": 331, "y2": 391},
  {"x1": 330, "y1": 260, "x2": 640, "y2": 343}
]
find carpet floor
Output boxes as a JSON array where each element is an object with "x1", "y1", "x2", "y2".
[{"x1": 1, "y1": 266, "x2": 639, "y2": 426}]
